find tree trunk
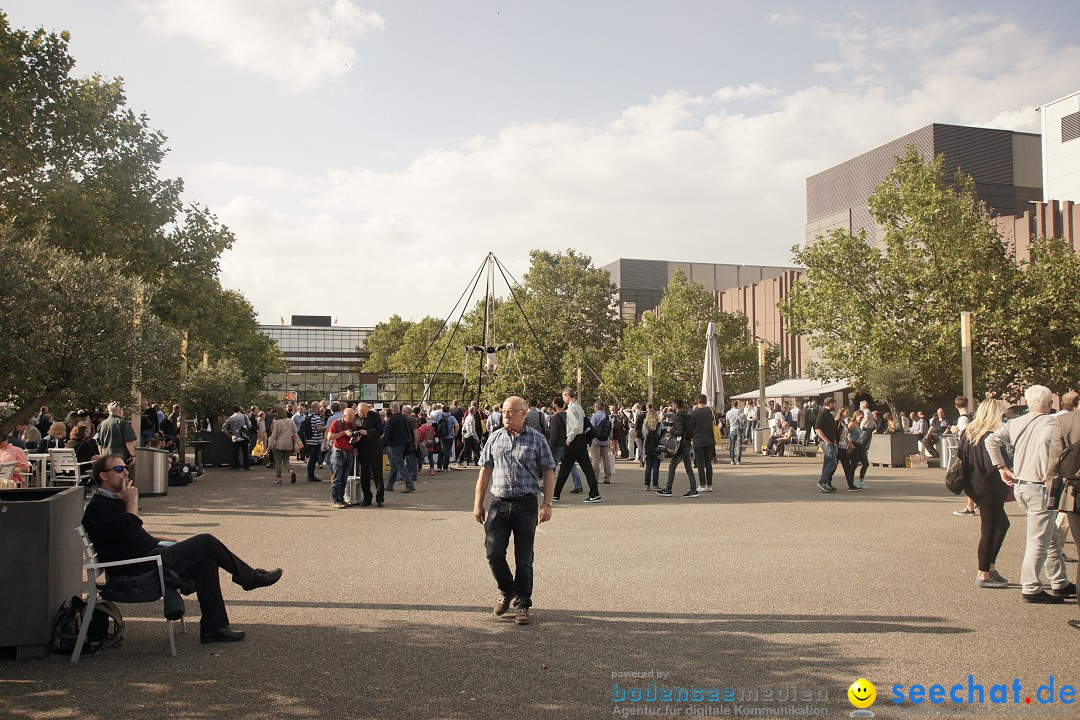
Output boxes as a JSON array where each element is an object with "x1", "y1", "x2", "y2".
[{"x1": 0, "y1": 385, "x2": 67, "y2": 440}]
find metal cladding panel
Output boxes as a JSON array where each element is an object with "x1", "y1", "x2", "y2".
[
  {"x1": 619, "y1": 259, "x2": 669, "y2": 291},
  {"x1": 602, "y1": 259, "x2": 621, "y2": 287},
  {"x1": 931, "y1": 124, "x2": 1017, "y2": 185},
  {"x1": 807, "y1": 125, "x2": 935, "y2": 222}
]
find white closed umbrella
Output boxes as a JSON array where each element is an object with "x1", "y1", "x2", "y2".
[{"x1": 701, "y1": 321, "x2": 724, "y2": 409}]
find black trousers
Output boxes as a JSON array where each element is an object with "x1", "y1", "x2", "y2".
[
  {"x1": 838, "y1": 449, "x2": 858, "y2": 489},
  {"x1": 694, "y1": 444, "x2": 714, "y2": 487},
  {"x1": 358, "y1": 451, "x2": 384, "y2": 503},
  {"x1": 158, "y1": 534, "x2": 259, "y2": 633},
  {"x1": 554, "y1": 434, "x2": 600, "y2": 498},
  {"x1": 484, "y1": 497, "x2": 538, "y2": 607},
  {"x1": 666, "y1": 444, "x2": 695, "y2": 492},
  {"x1": 231, "y1": 440, "x2": 249, "y2": 469}
]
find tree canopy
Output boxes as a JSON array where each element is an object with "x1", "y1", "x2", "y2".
[
  {"x1": 0, "y1": 13, "x2": 282, "y2": 424},
  {"x1": 784, "y1": 145, "x2": 1080, "y2": 401},
  {"x1": 602, "y1": 268, "x2": 786, "y2": 405}
]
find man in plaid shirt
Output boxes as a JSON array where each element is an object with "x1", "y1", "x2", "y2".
[{"x1": 473, "y1": 395, "x2": 555, "y2": 625}]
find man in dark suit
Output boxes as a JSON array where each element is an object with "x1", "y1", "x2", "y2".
[
  {"x1": 82, "y1": 454, "x2": 282, "y2": 643},
  {"x1": 1045, "y1": 391, "x2": 1080, "y2": 630},
  {"x1": 355, "y1": 402, "x2": 385, "y2": 506}
]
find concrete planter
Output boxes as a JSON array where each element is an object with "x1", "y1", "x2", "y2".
[
  {"x1": 0, "y1": 486, "x2": 84, "y2": 658},
  {"x1": 867, "y1": 433, "x2": 920, "y2": 467}
]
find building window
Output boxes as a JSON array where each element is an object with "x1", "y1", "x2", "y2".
[{"x1": 1064, "y1": 111, "x2": 1080, "y2": 143}]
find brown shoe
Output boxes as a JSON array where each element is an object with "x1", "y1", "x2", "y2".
[
  {"x1": 514, "y1": 606, "x2": 530, "y2": 625},
  {"x1": 493, "y1": 593, "x2": 515, "y2": 617}
]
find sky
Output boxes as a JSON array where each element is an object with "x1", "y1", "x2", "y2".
[{"x1": 6, "y1": 1, "x2": 1080, "y2": 327}]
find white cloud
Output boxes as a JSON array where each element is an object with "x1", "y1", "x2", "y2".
[
  {"x1": 768, "y1": 8, "x2": 800, "y2": 25},
  {"x1": 202, "y1": 12, "x2": 1080, "y2": 327},
  {"x1": 138, "y1": 0, "x2": 383, "y2": 92}
]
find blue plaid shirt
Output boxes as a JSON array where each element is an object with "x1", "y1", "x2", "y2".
[{"x1": 480, "y1": 425, "x2": 555, "y2": 498}]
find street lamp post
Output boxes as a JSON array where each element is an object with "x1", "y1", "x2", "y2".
[
  {"x1": 961, "y1": 311, "x2": 973, "y2": 406},
  {"x1": 647, "y1": 355, "x2": 654, "y2": 406}
]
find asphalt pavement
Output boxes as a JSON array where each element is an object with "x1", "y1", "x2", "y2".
[{"x1": 2, "y1": 449, "x2": 1077, "y2": 719}]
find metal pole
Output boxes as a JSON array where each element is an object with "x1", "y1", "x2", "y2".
[
  {"x1": 179, "y1": 329, "x2": 188, "y2": 463},
  {"x1": 647, "y1": 355, "x2": 654, "y2": 406},
  {"x1": 961, "y1": 311, "x2": 973, "y2": 407},
  {"x1": 758, "y1": 341, "x2": 767, "y2": 450},
  {"x1": 576, "y1": 365, "x2": 582, "y2": 399}
]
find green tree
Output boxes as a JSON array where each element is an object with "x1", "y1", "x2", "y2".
[
  {"x1": 0, "y1": 14, "x2": 282, "y2": 405},
  {"x1": 0, "y1": 227, "x2": 144, "y2": 437},
  {"x1": 363, "y1": 315, "x2": 413, "y2": 373},
  {"x1": 784, "y1": 146, "x2": 1018, "y2": 400},
  {"x1": 1009, "y1": 237, "x2": 1080, "y2": 393},
  {"x1": 181, "y1": 359, "x2": 252, "y2": 426},
  {"x1": 602, "y1": 269, "x2": 785, "y2": 405}
]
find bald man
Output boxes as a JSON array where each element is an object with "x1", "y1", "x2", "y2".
[{"x1": 473, "y1": 396, "x2": 555, "y2": 625}]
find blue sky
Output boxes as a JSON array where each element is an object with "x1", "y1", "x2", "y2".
[{"x1": 7, "y1": 1, "x2": 1080, "y2": 325}]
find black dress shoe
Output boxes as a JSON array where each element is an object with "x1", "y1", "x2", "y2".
[
  {"x1": 241, "y1": 568, "x2": 283, "y2": 591},
  {"x1": 1023, "y1": 591, "x2": 1064, "y2": 604},
  {"x1": 201, "y1": 627, "x2": 246, "y2": 643},
  {"x1": 1050, "y1": 582, "x2": 1076, "y2": 598},
  {"x1": 359, "y1": 501, "x2": 372, "y2": 507}
]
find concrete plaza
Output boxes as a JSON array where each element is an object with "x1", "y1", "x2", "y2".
[{"x1": 1, "y1": 451, "x2": 1077, "y2": 719}]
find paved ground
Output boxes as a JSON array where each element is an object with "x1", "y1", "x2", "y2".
[{"x1": 2, "y1": 450, "x2": 1078, "y2": 719}]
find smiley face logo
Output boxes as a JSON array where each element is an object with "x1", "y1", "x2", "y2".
[{"x1": 848, "y1": 678, "x2": 876, "y2": 709}]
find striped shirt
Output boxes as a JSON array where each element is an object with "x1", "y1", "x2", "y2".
[{"x1": 480, "y1": 425, "x2": 555, "y2": 498}]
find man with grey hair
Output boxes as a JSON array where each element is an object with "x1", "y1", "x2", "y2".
[{"x1": 987, "y1": 385, "x2": 1073, "y2": 604}]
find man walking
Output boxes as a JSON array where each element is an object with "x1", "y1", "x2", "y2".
[
  {"x1": 691, "y1": 394, "x2": 716, "y2": 491},
  {"x1": 472, "y1": 396, "x2": 555, "y2": 626},
  {"x1": 814, "y1": 397, "x2": 839, "y2": 493},
  {"x1": 1045, "y1": 391, "x2": 1080, "y2": 627},
  {"x1": 553, "y1": 388, "x2": 601, "y2": 503},
  {"x1": 524, "y1": 398, "x2": 547, "y2": 434},
  {"x1": 302, "y1": 401, "x2": 325, "y2": 482},
  {"x1": 725, "y1": 400, "x2": 744, "y2": 466},
  {"x1": 657, "y1": 399, "x2": 698, "y2": 498},
  {"x1": 548, "y1": 396, "x2": 583, "y2": 494},
  {"x1": 987, "y1": 385, "x2": 1072, "y2": 604}
]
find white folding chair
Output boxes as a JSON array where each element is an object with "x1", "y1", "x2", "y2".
[
  {"x1": 73, "y1": 526, "x2": 184, "y2": 662},
  {"x1": 48, "y1": 448, "x2": 93, "y2": 487},
  {"x1": 790, "y1": 429, "x2": 806, "y2": 457}
]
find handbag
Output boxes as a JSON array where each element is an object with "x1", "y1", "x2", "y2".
[{"x1": 661, "y1": 433, "x2": 681, "y2": 456}]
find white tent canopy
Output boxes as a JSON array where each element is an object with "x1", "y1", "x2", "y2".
[{"x1": 730, "y1": 378, "x2": 852, "y2": 401}]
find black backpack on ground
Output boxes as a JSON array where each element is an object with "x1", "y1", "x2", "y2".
[{"x1": 53, "y1": 596, "x2": 124, "y2": 655}]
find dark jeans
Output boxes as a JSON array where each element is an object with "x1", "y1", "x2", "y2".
[
  {"x1": 386, "y1": 446, "x2": 412, "y2": 490},
  {"x1": 819, "y1": 443, "x2": 838, "y2": 486},
  {"x1": 231, "y1": 440, "x2": 249, "y2": 470},
  {"x1": 359, "y1": 451, "x2": 384, "y2": 504},
  {"x1": 462, "y1": 436, "x2": 481, "y2": 465},
  {"x1": 665, "y1": 444, "x2": 696, "y2": 492},
  {"x1": 618, "y1": 435, "x2": 628, "y2": 458},
  {"x1": 967, "y1": 491, "x2": 1011, "y2": 572},
  {"x1": 644, "y1": 454, "x2": 661, "y2": 486},
  {"x1": 158, "y1": 533, "x2": 259, "y2": 633},
  {"x1": 838, "y1": 448, "x2": 858, "y2": 489},
  {"x1": 330, "y1": 448, "x2": 353, "y2": 503},
  {"x1": 554, "y1": 434, "x2": 600, "y2": 498},
  {"x1": 484, "y1": 496, "x2": 538, "y2": 608},
  {"x1": 438, "y1": 441, "x2": 453, "y2": 470},
  {"x1": 855, "y1": 443, "x2": 870, "y2": 480},
  {"x1": 694, "y1": 444, "x2": 714, "y2": 487},
  {"x1": 306, "y1": 443, "x2": 322, "y2": 481}
]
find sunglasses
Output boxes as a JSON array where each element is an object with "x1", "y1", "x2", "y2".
[{"x1": 110, "y1": 465, "x2": 128, "y2": 473}]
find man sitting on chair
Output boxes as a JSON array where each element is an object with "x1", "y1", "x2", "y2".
[
  {"x1": 466, "y1": 343, "x2": 514, "y2": 375},
  {"x1": 81, "y1": 455, "x2": 283, "y2": 643}
]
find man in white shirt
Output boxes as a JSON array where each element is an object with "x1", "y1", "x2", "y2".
[{"x1": 552, "y1": 388, "x2": 601, "y2": 503}]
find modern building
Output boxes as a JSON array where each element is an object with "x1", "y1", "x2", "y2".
[
  {"x1": 805, "y1": 123, "x2": 1043, "y2": 245},
  {"x1": 258, "y1": 316, "x2": 372, "y2": 401},
  {"x1": 1040, "y1": 91, "x2": 1080, "y2": 203},
  {"x1": 602, "y1": 258, "x2": 799, "y2": 322}
]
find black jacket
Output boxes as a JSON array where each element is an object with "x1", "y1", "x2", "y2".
[
  {"x1": 357, "y1": 410, "x2": 384, "y2": 461},
  {"x1": 81, "y1": 492, "x2": 159, "y2": 575}
]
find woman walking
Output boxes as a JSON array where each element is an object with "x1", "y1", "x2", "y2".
[
  {"x1": 836, "y1": 408, "x2": 863, "y2": 492},
  {"x1": 958, "y1": 399, "x2": 1012, "y2": 588},
  {"x1": 268, "y1": 407, "x2": 297, "y2": 485}
]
